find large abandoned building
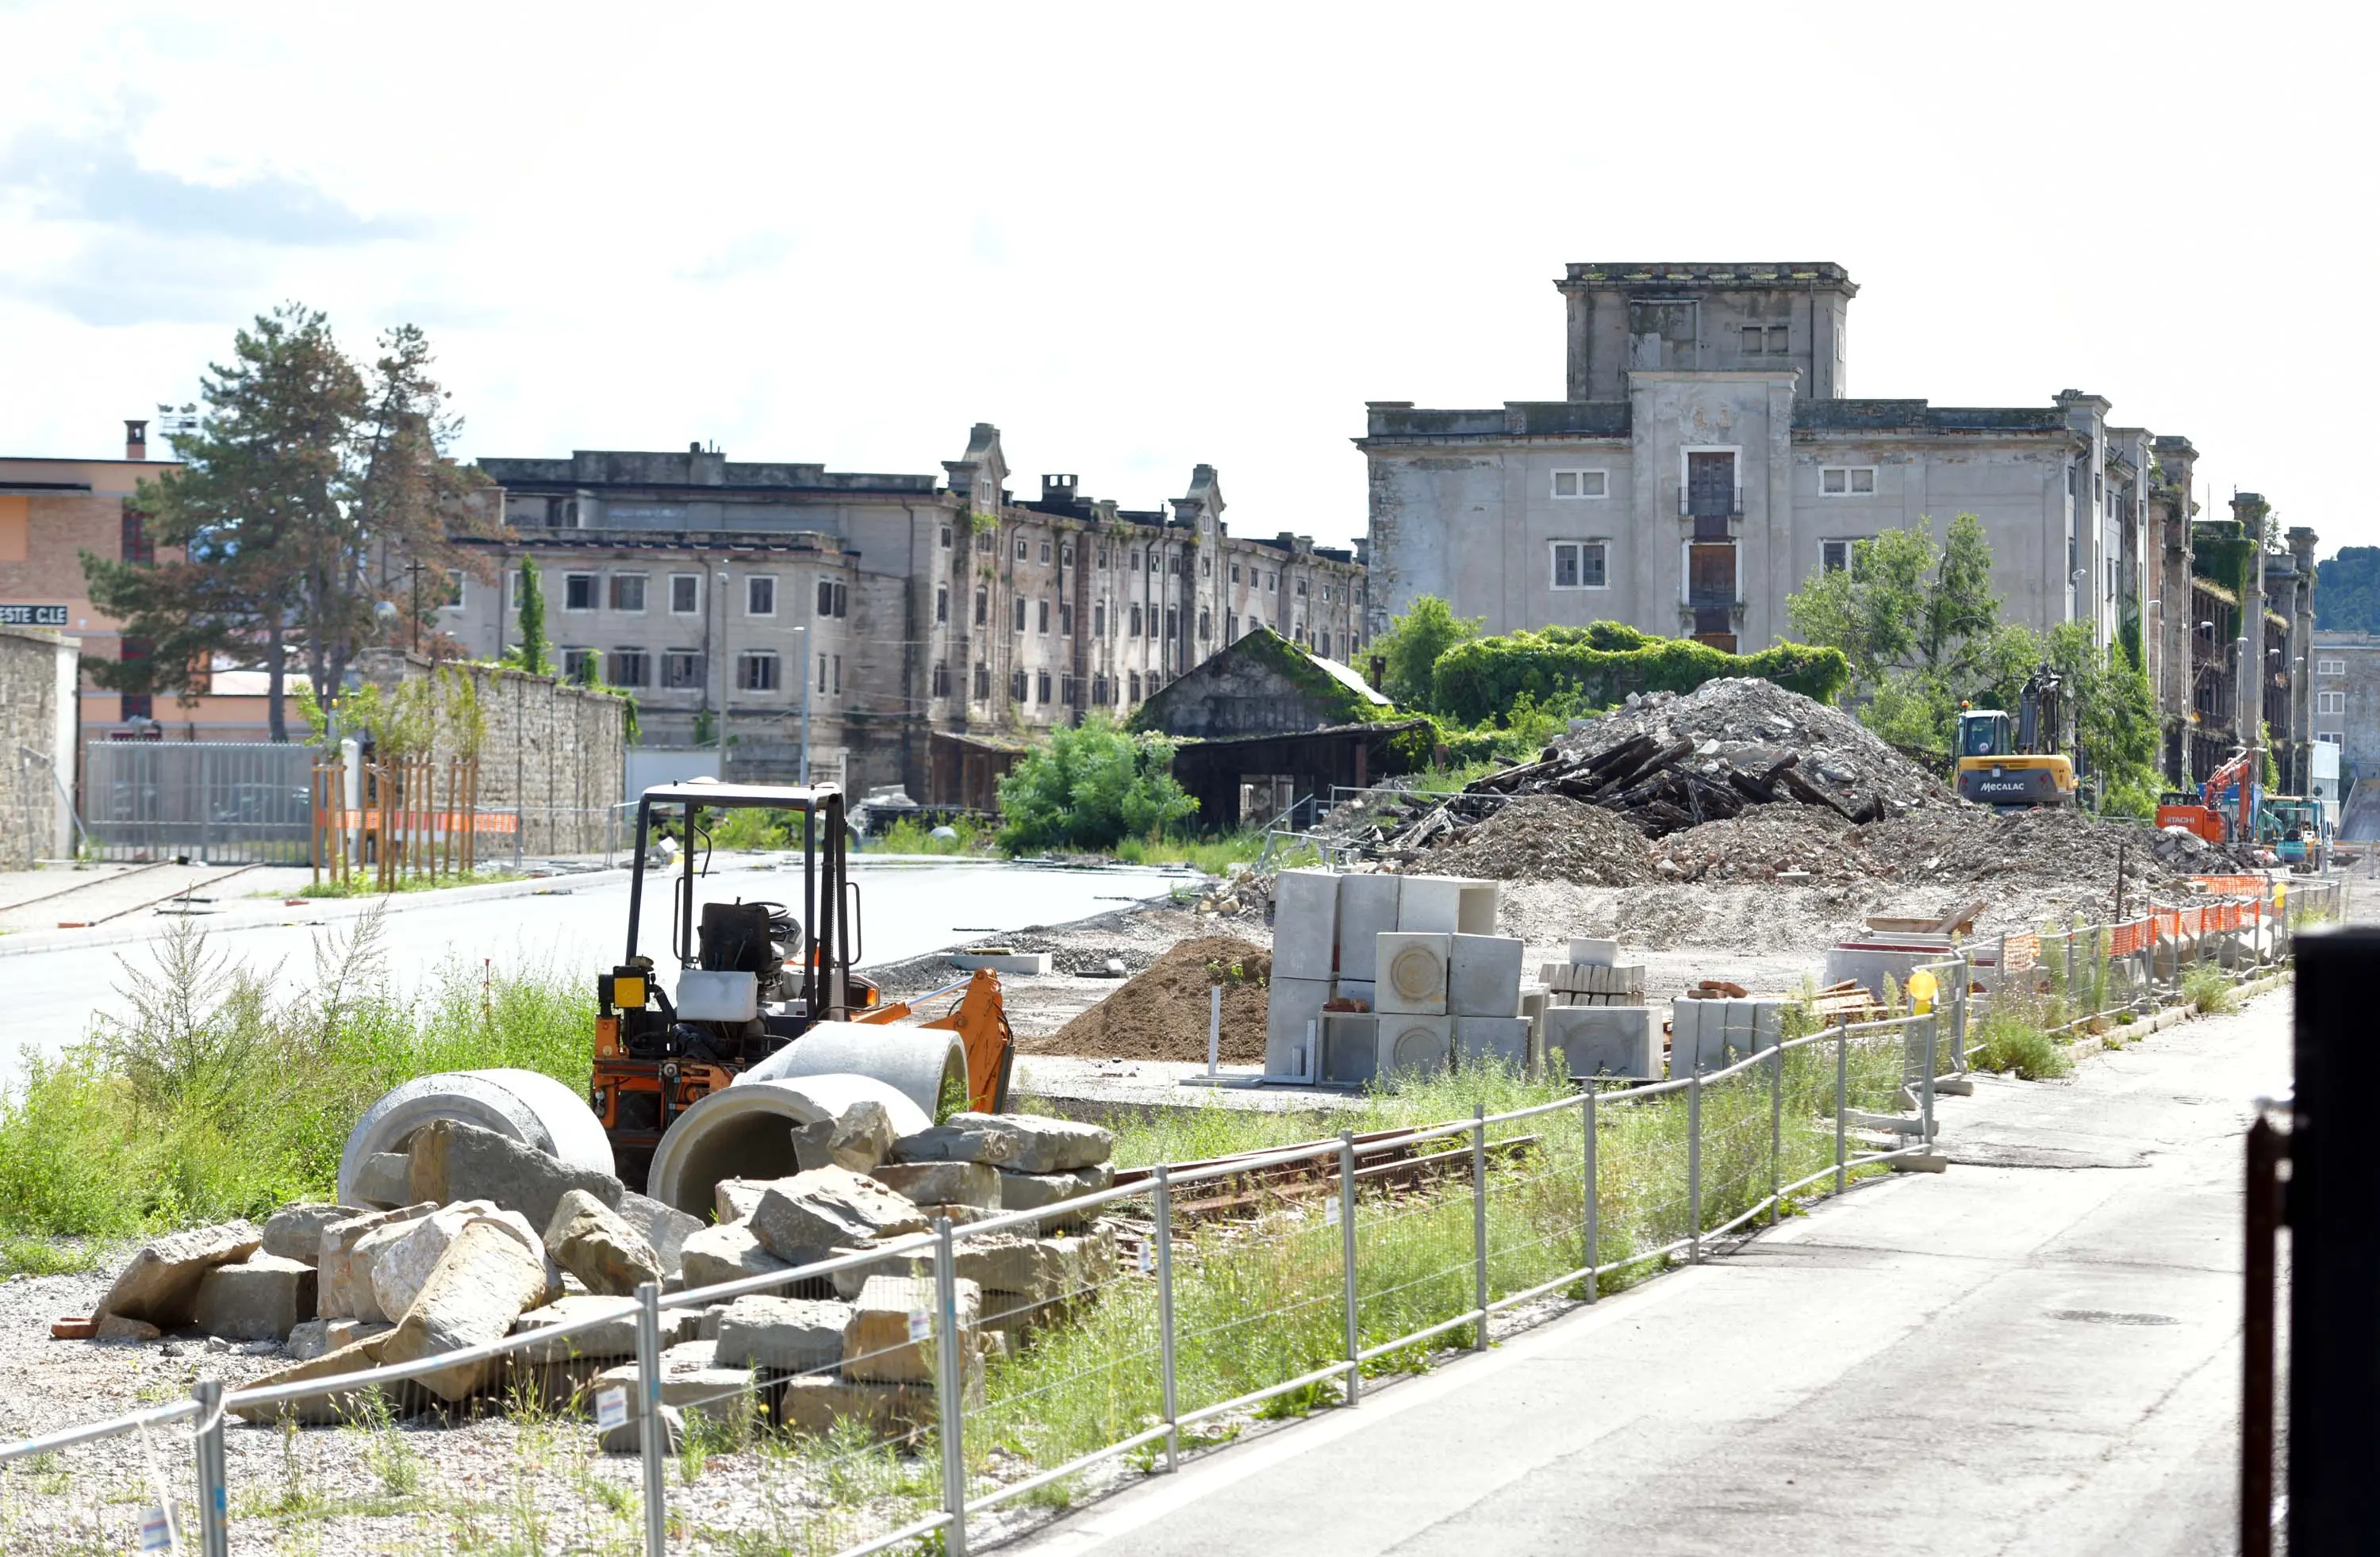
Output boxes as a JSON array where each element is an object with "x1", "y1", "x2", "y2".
[
  {"x1": 444, "y1": 427, "x2": 1368, "y2": 803},
  {"x1": 1357, "y1": 261, "x2": 2317, "y2": 792}
]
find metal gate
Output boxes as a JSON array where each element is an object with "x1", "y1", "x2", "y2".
[{"x1": 83, "y1": 741, "x2": 317, "y2": 863}]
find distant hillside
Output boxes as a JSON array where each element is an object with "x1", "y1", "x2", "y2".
[{"x1": 2317, "y1": 547, "x2": 2380, "y2": 633}]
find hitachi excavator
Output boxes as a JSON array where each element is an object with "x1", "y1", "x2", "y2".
[
  {"x1": 1954, "y1": 666, "x2": 2077, "y2": 810},
  {"x1": 2156, "y1": 749, "x2": 2257, "y2": 847},
  {"x1": 589, "y1": 782, "x2": 1014, "y2": 1192}
]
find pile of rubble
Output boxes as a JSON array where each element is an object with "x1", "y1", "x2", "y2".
[
  {"x1": 1397, "y1": 679, "x2": 1957, "y2": 848},
  {"x1": 1044, "y1": 934, "x2": 1272, "y2": 1063},
  {"x1": 63, "y1": 1108, "x2": 1118, "y2": 1448},
  {"x1": 1422, "y1": 796, "x2": 1657, "y2": 886}
]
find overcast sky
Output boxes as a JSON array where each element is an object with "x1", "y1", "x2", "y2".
[{"x1": 2, "y1": 1, "x2": 2371, "y2": 561}]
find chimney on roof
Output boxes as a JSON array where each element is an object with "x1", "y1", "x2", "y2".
[
  {"x1": 125, "y1": 420, "x2": 148, "y2": 461},
  {"x1": 1041, "y1": 474, "x2": 1078, "y2": 504}
]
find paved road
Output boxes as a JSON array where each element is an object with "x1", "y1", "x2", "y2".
[
  {"x1": 0, "y1": 858, "x2": 1187, "y2": 1088},
  {"x1": 1017, "y1": 989, "x2": 2290, "y2": 1557}
]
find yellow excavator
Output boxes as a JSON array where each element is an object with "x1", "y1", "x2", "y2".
[
  {"x1": 590, "y1": 782, "x2": 1014, "y2": 1192},
  {"x1": 1954, "y1": 666, "x2": 2076, "y2": 811}
]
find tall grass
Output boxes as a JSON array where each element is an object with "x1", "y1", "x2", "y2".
[
  {"x1": 1111, "y1": 831, "x2": 1270, "y2": 876},
  {"x1": 871, "y1": 817, "x2": 992, "y2": 857},
  {"x1": 0, "y1": 907, "x2": 591, "y2": 1240},
  {"x1": 2181, "y1": 962, "x2": 2240, "y2": 1016},
  {"x1": 1967, "y1": 995, "x2": 2072, "y2": 1080}
]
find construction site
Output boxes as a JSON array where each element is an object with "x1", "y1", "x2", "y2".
[{"x1": 0, "y1": 665, "x2": 2347, "y2": 1556}]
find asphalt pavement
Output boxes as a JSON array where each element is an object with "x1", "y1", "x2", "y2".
[
  {"x1": 1014, "y1": 986, "x2": 2290, "y2": 1557},
  {"x1": 1, "y1": 857, "x2": 1188, "y2": 1089}
]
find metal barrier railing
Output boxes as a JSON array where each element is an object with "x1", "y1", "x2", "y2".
[
  {"x1": 0, "y1": 1018, "x2": 1938, "y2": 1555},
  {"x1": 83, "y1": 741, "x2": 316, "y2": 865}
]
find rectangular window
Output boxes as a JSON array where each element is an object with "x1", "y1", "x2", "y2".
[
  {"x1": 1821, "y1": 539, "x2": 1852, "y2": 573},
  {"x1": 605, "y1": 648, "x2": 649, "y2": 688},
  {"x1": 818, "y1": 655, "x2": 828, "y2": 694},
  {"x1": 976, "y1": 529, "x2": 993, "y2": 553},
  {"x1": 1014, "y1": 597, "x2": 1027, "y2": 632},
  {"x1": 1552, "y1": 470, "x2": 1609, "y2": 499},
  {"x1": 932, "y1": 662, "x2": 951, "y2": 697},
  {"x1": 1036, "y1": 541, "x2": 1050, "y2": 564},
  {"x1": 746, "y1": 576, "x2": 775, "y2": 616},
  {"x1": 1198, "y1": 608, "x2": 1211, "y2": 641},
  {"x1": 1741, "y1": 324, "x2": 1764, "y2": 354},
  {"x1": 1060, "y1": 602, "x2": 1073, "y2": 636},
  {"x1": 608, "y1": 574, "x2": 647, "y2": 612},
  {"x1": 2317, "y1": 690, "x2": 2347, "y2": 715},
  {"x1": 1165, "y1": 607, "x2": 1179, "y2": 639},
  {"x1": 2317, "y1": 731, "x2": 2344, "y2": 745},
  {"x1": 1093, "y1": 601, "x2": 1106, "y2": 638},
  {"x1": 562, "y1": 646, "x2": 597, "y2": 681},
  {"x1": 1549, "y1": 541, "x2": 1607, "y2": 589},
  {"x1": 737, "y1": 651, "x2": 778, "y2": 692},
  {"x1": 1168, "y1": 554, "x2": 1182, "y2": 576},
  {"x1": 1767, "y1": 324, "x2": 1788, "y2": 354},
  {"x1": 1685, "y1": 451, "x2": 1737, "y2": 519},
  {"x1": 1128, "y1": 671, "x2": 1142, "y2": 703},
  {"x1": 1231, "y1": 563, "x2": 1242, "y2": 584},
  {"x1": 816, "y1": 580, "x2": 847, "y2": 618},
  {"x1": 1200, "y1": 556, "x2": 1211, "y2": 577},
  {"x1": 939, "y1": 524, "x2": 953, "y2": 549},
  {"x1": 565, "y1": 573, "x2": 597, "y2": 612},
  {"x1": 1130, "y1": 549, "x2": 1142, "y2": 569},
  {"x1": 1818, "y1": 466, "x2": 1877, "y2": 496},
  {"x1": 1130, "y1": 603, "x2": 1144, "y2": 637},
  {"x1": 1227, "y1": 612, "x2": 1238, "y2": 639},
  {"x1": 1096, "y1": 546, "x2": 1107, "y2": 569},
  {"x1": 935, "y1": 586, "x2": 949, "y2": 624},
  {"x1": 1035, "y1": 670, "x2": 1052, "y2": 704},
  {"x1": 1061, "y1": 543, "x2": 1074, "y2": 567},
  {"x1": 1150, "y1": 552, "x2": 1161, "y2": 574},
  {"x1": 973, "y1": 588, "x2": 988, "y2": 627},
  {"x1": 1092, "y1": 674, "x2": 1107, "y2": 704},
  {"x1": 973, "y1": 662, "x2": 991, "y2": 701},
  {"x1": 440, "y1": 569, "x2": 465, "y2": 612},
  {"x1": 1037, "y1": 599, "x2": 1050, "y2": 634},
  {"x1": 1011, "y1": 669, "x2": 1027, "y2": 703},
  {"x1": 121, "y1": 509, "x2": 154, "y2": 565},
  {"x1": 1267, "y1": 572, "x2": 1277, "y2": 593},
  {"x1": 832, "y1": 654, "x2": 841, "y2": 694},
  {"x1": 2317, "y1": 658, "x2": 2346, "y2": 675},
  {"x1": 662, "y1": 651, "x2": 704, "y2": 688},
  {"x1": 1016, "y1": 539, "x2": 1029, "y2": 559},
  {"x1": 1320, "y1": 631, "x2": 1331, "y2": 658},
  {"x1": 670, "y1": 574, "x2": 701, "y2": 615}
]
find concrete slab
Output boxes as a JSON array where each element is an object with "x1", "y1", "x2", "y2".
[
  {"x1": 1334, "y1": 875, "x2": 1401, "y2": 982},
  {"x1": 1448, "y1": 934, "x2": 1524, "y2": 1018},
  {"x1": 1272, "y1": 870, "x2": 1341, "y2": 981},
  {"x1": 1453, "y1": 1016, "x2": 1530, "y2": 1071},
  {"x1": 1395, "y1": 876, "x2": 1464, "y2": 934},
  {"x1": 1377, "y1": 1014, "x2": 1450, "y2": 1082},
  {"x1": 1319, "y1": 1014, "x2": 1380, "y2": 1087},
  {"x1": 1375, "y1": 933, "x2": 1450, "y2": 1014},
  {"x1": 1544, "y1": 1005, "x2": 1658, "y2": 1080},
  {"x1": 1265, "y1": 975, "x2": 1333, "y2": 1080}
]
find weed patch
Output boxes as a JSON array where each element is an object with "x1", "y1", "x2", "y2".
[{"x1": 2181, "y1": 963, "x2": 2240, "y2": 1016}]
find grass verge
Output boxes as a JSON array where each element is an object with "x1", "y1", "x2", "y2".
[{"x1": 287, "y1": 868, "x2": 527, "y2": 899}]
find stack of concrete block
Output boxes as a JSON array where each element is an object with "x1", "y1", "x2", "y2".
[
  {"x1": 1537, "y1": 937, "x2": 1659, "y2": 1080},
  {"x1": 1540, "y1": 962, "x2": 1647, "y2": 1007},
  {"x1": 1449, "y1": 934, "x2": 1528, "y2": 1070},
  {"x1": 1668, "y1": 997, "x2": 1785, "y2": 1077},
  {"x1": 1267, "y1": 869, "x2": 1341, "y2": 1080}
]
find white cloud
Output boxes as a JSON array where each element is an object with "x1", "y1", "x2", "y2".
[{"x1": 0, "y1": 0, "x2": 2370, "y2": 558}]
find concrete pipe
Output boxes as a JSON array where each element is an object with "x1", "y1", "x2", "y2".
[
  {"x1": 738, "y1": 1021, "x2": 969, "y2": 1126},
  {"x1": 337, "y1": 1068, "x2": 616, "y2": 1205},
  {"x1": 643, "y1": 1073, "x2": 932, "y2": 1217}
]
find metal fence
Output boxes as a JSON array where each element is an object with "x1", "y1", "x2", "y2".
[{"x1": 84, "y1": 742, "x2": 317, "y2": 865}]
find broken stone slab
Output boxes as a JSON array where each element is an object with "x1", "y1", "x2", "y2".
[
  {"x1": 826, "y1": 1244, "x2": 935, "y2": 1302},
  {"x1": 348, "y1": 1152, "x2": 413, "y2": 1210},
  {"x1": 867, "y1": 1160, "x2": 1000, "y2": 1210},
  {"x1": 509, "y1": 1294, "x2": 695, "y2": 1363},
  {"x1": 232, "y1": 1334, "x2": 393, "y2": 1425},
  {"x1": 408, "y1": 1118, "x2": 626, "y2": 1233},
  {"x1": 842, "y1": 1274, "x2": 981, "y2": 1383},
  {"x1": 286, "y1": 1317, "x2": 393, "y2": 1363},
  {"x1": 777, "y1": 1375, "x2": 973, "y2": 1439},
  {"x1": 95, "y1": 1221, "x2": 263, "y2": 1330},
  {"x1": 544, "y1": 1188, "x2": 663, "y2": 1297},
  {"x1": 955, "y1": 1233, "x2": 1111, "y2": 1305},
  {"x1": 892, "y1": 1113, "x2": 1112, "y2": 1175},
  {"x1": 714, "y1": 1179, "x2": 770, "y2": 1225},
  {"x1": 697, "y1": 1302, "x2": 729, "y2": 1340},
  {"x1": 994, "y1": 1164, "x2": 1115, "y2": 1231},
  {"x1": 713, "y1": 1295, "x2": 852, "y2": 1374},
  {"x1": 379, "y1": 1218, "x2": 558, "y2": 1402},
  {"x1": 616, "y1": 1191, "x2": 703, "y2": 1279},
  {"x1": 679, "y1": 1221, "x2": 792, "y2": 1290},
  {"x1": 91, "y1": 1313, "x2": 162, "y2": 1344},
  {"x1": 367, "y1": 1203, "x2": 550, "y2": 1329},
  {"x1": 316, "y1": 1203, "x2": 436, "y2": 1321},
  {"x1": 749, "y1": 1167, "x2": 930, "y2": 1264},
  {"x1": 599, "y1": 1402, "x2": 685, "y2": 1455},
  {"x1": 789, "y1": 1099, "x2": 896, "y2": 1174},
  {"x1": 193, "y1": 1253, "x2": 319, "y2": 1344},
  {"x1": 594, "y1": 1348, "x2": 763, "y2": 1429},
  {"x1": 260, "y1": 1204, "x2": 367, "y2": 1266}
]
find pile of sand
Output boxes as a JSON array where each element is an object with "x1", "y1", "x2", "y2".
[{"x1": 1035, "y1": 934, "x2": 1272, "y2": 1062}]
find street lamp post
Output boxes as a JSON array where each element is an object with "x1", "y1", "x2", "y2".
[{"x1": 716, "y1": 571, "x2": 731, "y2": 782}]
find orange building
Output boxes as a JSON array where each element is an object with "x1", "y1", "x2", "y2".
[{"x1": 0, "y1": 420, "x2": 281, "y2": 759}]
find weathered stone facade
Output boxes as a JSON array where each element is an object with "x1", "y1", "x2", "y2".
[
  {"x1": 2311, "y1": 630, "x2": 2380, "y2": 837},
  {"x1": 355, "y1": 650, "x2": 627, "y2": 857},
  {"x1": 0, "y1": 625, "x2": 80, "y2": 867},
  {"x1": 443, "y1": 430, "x2": 1368, "y2": 805}
]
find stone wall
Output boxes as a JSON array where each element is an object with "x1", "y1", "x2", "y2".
[
  {"x1": 0, "y1": 626, "x2": 79, "y2": 868},
  {"x1": 357, "y1": 650, "x2": 628, "y2": 857}
]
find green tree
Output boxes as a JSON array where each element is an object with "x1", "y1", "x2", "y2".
[
  {"x1": 2040, "y1": 622, "x2": 2159, "y2": 816},
  {"x1": 1787, "y1": 513, "x2": 2035, "y2": 757},
  {"x1": 994, "y1": 715, "x2": 1198, "y2": 853},
  {"x1": 2315, "y1": 546, "x2": 2380, "y2": 632},
  {"x1": 505, "y1": 557, "x2": 549, "y2": 676},
  {"x1": 80, "y1": 307, "x2": 493, "y2": 743},
  {"x1": 1370, "y1": 596, "x2": 1481, "y2": 711}
]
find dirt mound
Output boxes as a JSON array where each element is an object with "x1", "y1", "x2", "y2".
[
  {"x1": 1038, "y1": 934, "x2": 1272, "y2": 1062},
  {"x1": 1424, "y1": 796, "x2": 1657, "y2": 885},
  {"x1": 1651, "y1": 811, "x2": 1865, "y2": 884},
  {"x1": 1852, "y1": 807, "x2": 2240, "y2": 904}
]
